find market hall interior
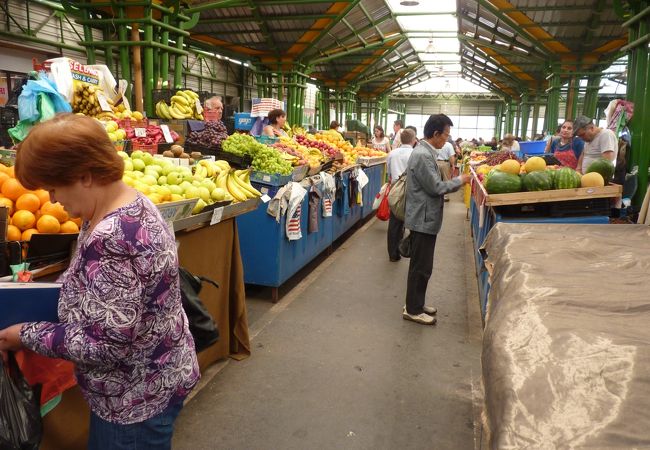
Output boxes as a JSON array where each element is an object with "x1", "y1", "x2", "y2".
[{"x1": 172, "y1": 191, "x2": 483, "y2": 450}]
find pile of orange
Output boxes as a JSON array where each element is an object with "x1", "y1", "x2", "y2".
[{"x1": 0, "y1": 164, "x2": 81, "y2": 241}]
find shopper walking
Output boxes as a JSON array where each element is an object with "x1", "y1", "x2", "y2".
[
  {"x1": 403, "y1": 114, "x2": 471, "y2": 325},
  {"x1": 385, "y1": 128, "x2": 416, "y2": 261},
  {"x1": 573, "y1": 115, "x2": 618, "y2": 174},
  {"x1": 0, "y1": 114, "x2": 200, "y2": 449}
]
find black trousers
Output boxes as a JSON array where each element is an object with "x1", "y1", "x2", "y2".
[
  {"x1": 387, "y1": 211, "x2": 404, "y2": 260},
  {"x1": 405, "y1": 231, "x2": 437, "y2": 314}
]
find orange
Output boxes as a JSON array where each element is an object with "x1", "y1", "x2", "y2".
[
  {"x1": 6, "y1": 224, "x2": 21, "y2": 241},
  {"x1": 36, "y1": 214, "x2": 61, "y2": 233},
  {"x1": 0, "y1": 172, "x2": 9, "y2": 188},
  {"x1": 70, "y1": 217, "x2": 82, "y2": 227},
  {"x1": 21, "y1": 228, "x2": 39, "y2": 241},
  {"x1": 0, "y1": 197, "x2": 14, "y2": 215},
  {"x1": 1, "y1": 178, "x2": 27, "y2": 201},
  {"x1": 34, "y1": 189, "x2": 50, "y2": 207},
  {"x1": 60, "y1": 220, "x2": 80, "y2": 234},
  {"x1": 15, "y1": 193, "x2": 41, "y2": 213},
  {"x1": 41, "y1": 201, "x2": 69, "y2": 223},
  {"x1": 12, "y1": 210, "x2": 36, "y2": 231}
]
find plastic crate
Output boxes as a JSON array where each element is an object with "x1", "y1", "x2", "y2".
[
  {"x1": 235, "y1": 112, "x2": 254, "y2": 131},
  {"x1": 518, "y1": 141, "x2": 545, "y2": 155},
  {"x1": 250, "y1": 171, "x2": 292, "y2": 186},
  {"x1": 251, "y1": 181, "x2": 281, "y2": 198},
  {"x1": 131, "y1": 142, "x2": 157, "y2": 155},
  {"x1": 184, "y1": 142, "x2": 253, "y2": 168}
]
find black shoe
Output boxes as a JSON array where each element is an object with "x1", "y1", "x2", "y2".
[{"x1": 389, "y1": 256, "x2": 401, "y2": 262}]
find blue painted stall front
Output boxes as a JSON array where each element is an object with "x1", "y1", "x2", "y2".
[
  {"x1": 238, "y1": 165, "x2": 384, "y2": 290},
  {"x1": 360, "y1": 164, "x2": 386, "y2": 218}
]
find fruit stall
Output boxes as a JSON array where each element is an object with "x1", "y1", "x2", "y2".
[{"x1": 468, "y1": 152, "x2": 622, "y2": 318}]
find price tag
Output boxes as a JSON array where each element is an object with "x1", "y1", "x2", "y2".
[
  {"x1": 210, "y1": 207, "x2": 224, "y2": 225},
  {"x1": 134, "y1": 128, "x2": 147, "y2": 138},
  {"x1": 261, "y1": 194, "x2": 271, "y2": 203},
  {"x1": 160, "y1": 124, "x2": 174, "y2": 143},
  {"x1": 96, "y1": 91, "x2": 112, "y2": 112},
  {"x1": 195, "y1": 98, "x2": 203, "y2": 115}
]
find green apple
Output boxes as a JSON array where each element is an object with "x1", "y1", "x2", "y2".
[
  {"x1": 131, "y1": 150, "x2": 145, "y2": 160},
  {"x1": 167, "y1": 172, "x2": 181, "y2": 185},
  {"x1": 170, "y1": 193, "x2": 184, "y2": 202},
  {"x1": 192, "y1": 198, "x2": 207, "y2": 214},
  {"x1": 179, "y1": 181, "x2": 193, "y2": 193},
  {"x1": 144, "y1": 168, "x2": 159, "y2": 178},
  {"x1": 141, "y1": 174, "x2": 158, "y2": 186},
  {"x1": 133, "y1": 181, "x2": 150, "y2": 195},
  {"x1": 142, "y1": 152, "x2": 154, "y2": 166},
  {"x1": 157, "y1": 175, "x2": 168, "y2": 185},
  {"x1": 117, "y1": 151, "x2": 129, "y2": 160},
  {"x1": 162, "y1": 165, "x2": 178, "y2": 176},
  {"x1": 132, "y1": 159, "x2": 146, "y2": 172},
  {"x1": 123, "y1": 159, "x2": 134, "y2": 171},
  {"x1": 146, "y1": 192, "x2": 163, "y2": 204},
  {"x1": 131, "y1": 170, "x2": 144, "y2": 179},
  {"x1": 211, "y1": 187, "x2": 226, "y2": 201},
  {"x1": 197, "y1": 187, "x2": 211, "y2": 203},
  {"x1": 168, "y1": 185, "x2": 183, "y2": 195},
  {"x1": 184, "y1": 186, "x2": 200, "y2": 199},
  {"x1": 158, "y1": 186, "x2": 171, "y2": 201},
  {"x1": 201, "y1": 180, "x2": 217, "y2": 192}
]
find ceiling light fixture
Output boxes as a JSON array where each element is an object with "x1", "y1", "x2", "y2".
[{"x1": 400, "y1": 1, "x2": 419, "y2": 5}]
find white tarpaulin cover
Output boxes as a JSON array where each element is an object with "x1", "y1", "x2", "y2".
[{"x1": 481, "y1": 222, "x2": 650, "y2": 449}]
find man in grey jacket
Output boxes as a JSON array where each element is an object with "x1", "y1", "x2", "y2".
[{"x1": 403, "y1": 114, "x2": 471, "y2": 325}]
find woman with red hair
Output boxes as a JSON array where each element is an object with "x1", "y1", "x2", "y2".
[{"x1": 0, "y1": 113, "x2": 199, "y2": 449}]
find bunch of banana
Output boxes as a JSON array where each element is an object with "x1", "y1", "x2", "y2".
[
  {"x1": 155, "y1": 90, "x2": 205, "y2": 120},
  {"x1": 195, "y1": 159, "x2": 230, "y2": 177},
  {"x1": 215, "y1": 168, "x2": 261, "y2": 203},
  {"x1": 71, "y1": 84, "x2": 104, "y2": 117}
]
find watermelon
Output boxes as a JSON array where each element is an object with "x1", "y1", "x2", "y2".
[
  {"x1": 586, "y1": 158, "x2": 615, "y2": 183},
  {"x1": 485, "y1": 170, "x2": 523, "y2": 194},
  {"x1": 554, "y1": 167, "x2": 581, "y2": 189},
  {"x1": 523, "y1": 170, "x2": 553, "y2": 191},
  {"x1": 545, "y1": 169, "x2": 557, "y2": 186}
]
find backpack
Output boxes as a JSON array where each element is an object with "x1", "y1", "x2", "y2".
[
  {"x1": 178, "y1": 267, "x2": 220, "y2": 352},
  {"x1": 387, "y1": 172, "x2": 407, "y2": 221}
]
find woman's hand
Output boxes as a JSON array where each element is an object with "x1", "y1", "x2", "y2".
[{"x1": 0, "y1": 324, "x2": 25, "y2": 352}]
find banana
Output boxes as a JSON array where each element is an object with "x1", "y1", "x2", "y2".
[
  {"x1": 226, "y1": 172, "x2": 247, "y2": 202},
  {"x1": 178, "y1": 90, "x2": 195, "y2": 103},
  {"x1": 215, "y1": 160, "x2": 231, "y2": 171},
  {"x1": 196, "y1": 113, "x2": 204, "y2": 120},
  {"x1": 183, "y1": 90, "x2": 199, "y2": 100},
  {"x1": 234, "y1": 174, "x2": 261, "y2": 198},
  {"x1": 199, "y1": 160, "x2": 215, "y2": 177},
  {"x1": 168, "y1": 105, "x2": 187, "y2": 120},
  {"x1": 170, "y1": 95, "x2": 189, "y2": 107},
  {"x1": 216, "y1": 171, "x2": 228, "y2": 190},
  {"x1": 159, "y1": 101, "x2": 172, "y2": 120}
]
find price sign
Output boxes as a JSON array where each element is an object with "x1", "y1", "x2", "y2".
[
  {"x1": 195, "y1": 99, "x2": 203, "y2": 115},
  {"x1": 261, "y1": 194, "x2": 271, "y2": 203},
  {"x1": 96, "y1": 91, "x2": 112, "y2": 112},
  {"x1": 134, "y1": 128, "x2": 147, "y2": 138},
  {"x1": 160, "y1": 124, "x2": 174, "y2": 143},
  {"x1": 210, "y1": 207, "x2": 224, "y2": 225}
]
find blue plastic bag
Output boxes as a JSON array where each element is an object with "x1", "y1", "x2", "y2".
[{"x1": 17, "y1": 75, "x2": 71, "y2": 123}]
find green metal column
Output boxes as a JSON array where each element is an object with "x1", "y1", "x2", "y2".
[
  {"x1": 494, "y1": 102, "x2": 503, "y2": 138},
  {"x1": 160, "y1": 15, "x2": 170, "y2": 87},
  {"x1": 143, "y1": 5, "x2": 154, "y2": 117},
  {"x1": 81, "y1": 7, "x2": 96, "y2": 64},
  {"x1": 565, "y1": 76, "x2": 580, "y2": 121},
  {"x1": 582, "y1": 74, "x2": 601, "y2": 118},
  {"x1": 505, "y1": 100, "x2": 515, "y2": 134},
  {"x1": 531, "y1": 96, "x2": 540, "y2": 138},
  {"x1": 624, "y1": 3, "x2": 650, "y2": 205},
  {"x1": 520, "y1": 93, "x2": 530, "y2": 139},
  {"x1": 117, "y1": 7, "x2": 131, "y2": 100},
  {"x1": 545, "y1": 68, "x2": 561, "y2": 136},
  {"x1": 173, "y1": 35, "x2": 185, "y2": 89}
]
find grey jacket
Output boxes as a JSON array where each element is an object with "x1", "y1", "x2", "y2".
[{"x1": 404, "y1": 140, "x2": 463, "y2": 235}]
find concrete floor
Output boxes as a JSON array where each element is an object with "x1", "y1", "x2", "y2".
[{"x1": 173, "y1": 191, "x2": 484, "y2": 450}]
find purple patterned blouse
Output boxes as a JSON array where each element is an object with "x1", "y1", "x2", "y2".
[{"x1": 20, "y1": 193, "x2": 200, "y2": 424}]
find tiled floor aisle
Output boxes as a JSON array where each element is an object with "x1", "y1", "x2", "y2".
[{"x1": 173, "y1": 191, "x2": 483, "y2": 450}]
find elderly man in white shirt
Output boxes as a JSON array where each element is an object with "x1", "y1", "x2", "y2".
[{"x1": 386, "y1": 128, "x2": 416, "y2": 261}]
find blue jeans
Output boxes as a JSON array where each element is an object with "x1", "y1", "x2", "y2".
[{"x1": 87, "y1": 401, "x2": 183, "y2": 450}]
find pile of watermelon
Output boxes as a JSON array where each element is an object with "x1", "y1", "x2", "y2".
[{"x1": 483, "y1": 157, "x2": 614, "y2": 195}]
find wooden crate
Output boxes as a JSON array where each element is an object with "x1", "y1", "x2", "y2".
[{"x1": 471, "y1": 167, "x2": 622, "y2": 207}]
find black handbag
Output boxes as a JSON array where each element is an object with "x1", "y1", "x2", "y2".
[
  {"x1": 178, "y1": 267, "x2": 220, "y2": 352},
  {"x1": 0, "y1": 352, "x2": 42, "y2": 450},
  {"x1": 398, "y1": 232, "x2": 412, "y2": 258}
]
